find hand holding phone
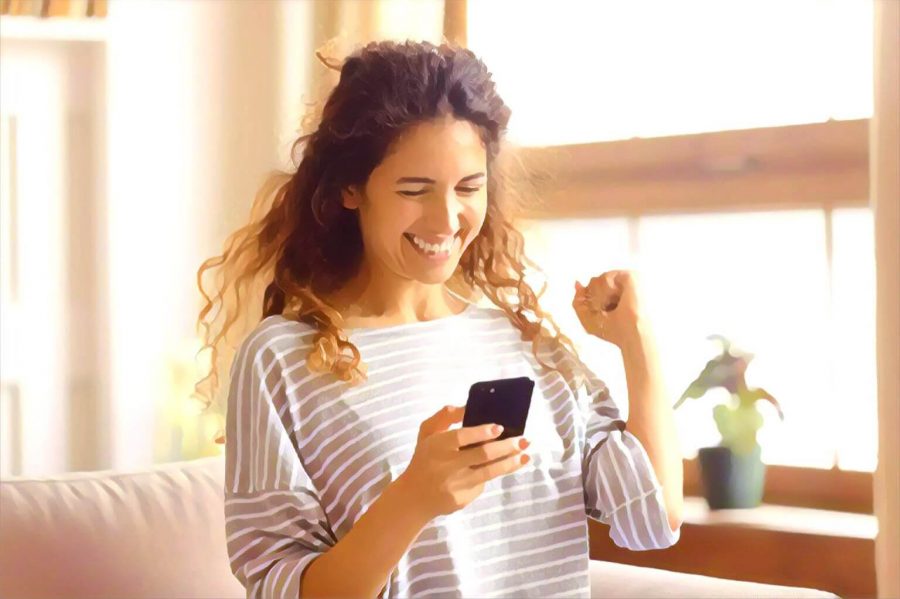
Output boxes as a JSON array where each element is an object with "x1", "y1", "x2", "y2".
[
  {"x1": 395, "y1": 404, "x2": 531, "y2": 520},
  {"x1": 460, "y1": 376, "x2": 534, "y2": 450}
]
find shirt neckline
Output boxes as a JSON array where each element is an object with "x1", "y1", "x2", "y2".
[{"x1": 345, "y1": 301, "x2": 477, "y2": 335}]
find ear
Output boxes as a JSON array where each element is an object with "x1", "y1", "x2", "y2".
[{"x1": 341, "y1": 185, "x2": 362, "y2": 210}]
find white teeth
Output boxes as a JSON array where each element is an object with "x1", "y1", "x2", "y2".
[{"x1": 409, "y1": 233, "x2": 455, "y2": 254}]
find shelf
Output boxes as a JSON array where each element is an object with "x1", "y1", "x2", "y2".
[
  {"x1": 0, "y1": 16, "x2": 107, "y2": 42},
  {"x1": 682, "y1": 495, "x2": 878, "y2": 539},
  {"x1": 589, "y1": 500, "x2": 877, "y2": 598}
]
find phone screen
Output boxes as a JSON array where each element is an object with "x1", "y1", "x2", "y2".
[{"x1": 460, "y1": 376, "x2": 534, "y2": 449}]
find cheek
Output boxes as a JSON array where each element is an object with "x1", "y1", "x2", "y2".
[
  {"x1": 466, "y1": 198, "x2": 488, "y2": 234},
  {"x1": 363, "y1": 204, "x2": 413, "y2": 240}
]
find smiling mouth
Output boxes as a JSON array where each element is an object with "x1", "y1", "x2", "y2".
[{"x1": 403, "y1": 231, "x2": 462, "y2": 259}]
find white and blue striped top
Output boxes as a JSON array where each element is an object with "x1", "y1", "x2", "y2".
[{"x1": 223, "y1": 303, "x2": 680, "y2": 599}]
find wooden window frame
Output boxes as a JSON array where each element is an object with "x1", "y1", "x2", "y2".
[
  {"x1": 515, "y1": 118, "x2": 873, "y2": 513},
  {"x1": 516, "y1": 119, "x2": 869, "y2": 219}
]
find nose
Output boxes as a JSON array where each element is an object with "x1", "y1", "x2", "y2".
[{"x1": 424, "y1": 189, "x2": 466, "y2": 235}]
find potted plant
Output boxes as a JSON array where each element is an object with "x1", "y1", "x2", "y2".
[
  {"x1": 154, "y1": 338, "x2": 226, "y2": 463},
  {"x1": 673, "y1": 335, "x2": 784, "y2": 509}
]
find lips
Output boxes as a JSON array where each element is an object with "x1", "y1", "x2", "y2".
[
  {"x1": 403, "y1": 231, "x2": 462, "y2": 259},
  {"x1": 403, "y1": 231, "x2": 460, "y2": 245}
]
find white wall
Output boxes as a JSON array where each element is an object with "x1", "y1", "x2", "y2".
[
  {"x1": 0, "y1": 40, "x2": 70, "y2": 475},
  {"x1": 104, "y1": 0, "x2": 313, "y2": 468},
  {"x1": 2, "y1": 0, "x2": 435, "y2": 474}
]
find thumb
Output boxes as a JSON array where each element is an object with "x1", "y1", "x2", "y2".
[{"x1": 418, "y1": 405, "x2": 464, "y2": 441}]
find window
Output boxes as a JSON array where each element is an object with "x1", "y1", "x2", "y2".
[
  {"x1": 519, "y1": 207, "x2": 877, "y2": 472},
  {"x1": 0, "y1": 34, "x2": 106, "y2": 476},
  {"x1": 830, "y1": 208, "x2": 877, "y2": 472},
  {"x1": 468, "y1": 0, "x2": 873, "y2": 146}
]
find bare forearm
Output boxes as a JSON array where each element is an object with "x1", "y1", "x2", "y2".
[
  {"x1": 620, "y1": 320, "x2": 684, "y2": 531},
  {"x1": 300, "y1": 477, "x2": 431, "y2": 598}
]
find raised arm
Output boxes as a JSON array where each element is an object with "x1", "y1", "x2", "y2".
[{"x1": 571, "y1": 349, "x2": 682, "y2": 550}]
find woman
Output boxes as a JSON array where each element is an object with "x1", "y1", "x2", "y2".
[{"x1": 196, "y1": 39, "x2": 683, "y2": 599}]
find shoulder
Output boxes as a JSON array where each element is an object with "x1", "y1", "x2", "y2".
[
  {"x1": 528, "y1": 324, "x2": 590, "y2": 394},
  {"x1": 233, "y1": 314, "x2": 319, "y2": 372},
  {"x1": 474, "y1": 304, "x2": 588, "y2": 384}
]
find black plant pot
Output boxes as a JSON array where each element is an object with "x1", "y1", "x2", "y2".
[{"x1": 697, "y1": 445, "x2": 766, "y2": 509}]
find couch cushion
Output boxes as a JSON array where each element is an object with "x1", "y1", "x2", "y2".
[
  {"x1": 589, "y1": 560, "x2": 839, "y2": 598},
  {"x1": 0, "y1": 456, "x2": 244, "y2": 599},
  {"x1": 1, "y1": 456, "x2": 840, "y2": 599}
]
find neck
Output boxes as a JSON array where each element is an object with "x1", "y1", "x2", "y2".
[{"x1": 326, "y1": 259, "x2": 467, "y2": 325}]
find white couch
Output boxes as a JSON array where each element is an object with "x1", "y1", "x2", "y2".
[{"x1": 0, "y1": 455, "x2": 839, "y2": 598}]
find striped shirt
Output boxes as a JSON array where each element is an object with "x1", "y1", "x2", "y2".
[{"x1": 223, "y1": 303, "x2": 680, "y2": 599}]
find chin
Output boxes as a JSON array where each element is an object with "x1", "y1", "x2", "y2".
[{"x1": 415, "y1": 265, "x2": 459, "y2": 285}]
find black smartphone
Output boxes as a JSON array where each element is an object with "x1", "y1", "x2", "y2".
[{"x1": 460, "y1": 376, "x2": 534, "y2": 450}]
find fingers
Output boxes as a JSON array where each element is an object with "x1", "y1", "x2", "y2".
[
  {"x1": 575, "y1": 274, "x2": 622, "y2": 313},
  {"x1": 451, "y1": 422, "x2": 504, "y2": 451},
  {"x1": 572, "y1": 292, "x2": 606, "y2": 338},
  {"x1": 419, "y1": 405, "x2": 465, "y2": 442},
  {"x1": 576, "y1": 277, "x2": 603, "y2": 308},
  {"x1": 459, "y1": 435, "x2": 529, "y2": 469},
  {"x1": 573, "y1": 282, "x2": 596, "y2": 314},
  {"x1": 573, "y1": 283, "x2": 590, "y2": 307},
  {"x1": 464, "y1": 448, "x2": 531, "y2": 485}
]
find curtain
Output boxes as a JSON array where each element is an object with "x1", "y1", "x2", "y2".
[{"x1": 307, "y1": 0, "x2": 467, "y2": 99}]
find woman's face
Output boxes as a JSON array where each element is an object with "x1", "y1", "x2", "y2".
[{"x1": 342, "y1": 115, "x2": 489, "y2": 286}]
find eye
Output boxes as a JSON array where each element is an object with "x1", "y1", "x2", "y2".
[{"x1": 397, "y1": 187, "x2": 482, "y2": 197}]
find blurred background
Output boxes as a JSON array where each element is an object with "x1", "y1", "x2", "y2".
[{"x1": 0, "y1": 0, "x2": 897, "y2": 597}]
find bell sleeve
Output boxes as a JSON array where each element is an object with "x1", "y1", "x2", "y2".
[
  {"x1": 574, "y1": 352, "x2": 681, "y2": 550},
  {"x1": 223, "y1": 333, "x2": 337, "y2": 598}
]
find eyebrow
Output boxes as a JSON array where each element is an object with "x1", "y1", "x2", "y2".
[{"x1": 395, "y1": 172, "x2": 486, "y2": 185}]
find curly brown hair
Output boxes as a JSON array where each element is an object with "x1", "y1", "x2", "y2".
[{"x1": 194, "y1": 39, "x2": 584, "y2": 443}]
